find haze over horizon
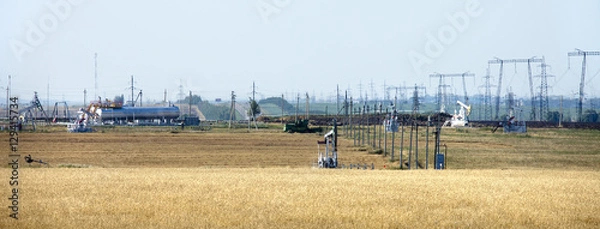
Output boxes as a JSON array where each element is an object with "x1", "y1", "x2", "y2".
[{"x1": 1, "y1": 0, "x2": 599, "y2": 105}]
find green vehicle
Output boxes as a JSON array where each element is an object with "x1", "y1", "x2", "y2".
[{"x1": 283, "y1": 119, "x2": 322, "y2": 133}]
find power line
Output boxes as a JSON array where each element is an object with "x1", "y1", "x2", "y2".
[
  {"x1": 126, "y1": 75, "x2": 140, "y2": 107},
  {"x1": 488, "y1": 56, "x2": 544, "y2": 120},
  {"x1": 429, "y1": 72, "x2": 474, "y2": 113},
  {"x1": 568, "y1": 49, "x2": 600, "y2": 122},
  {"x1": 479, "y1": 67, "x2": 496, "y2": 120},
  {"x1": 535, "y1": 63, "x2": 554, "y2": 120}
]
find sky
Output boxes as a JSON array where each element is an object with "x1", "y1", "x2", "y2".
[{"x1": 1, "y1": 0, "x2": 599, "y2": 105}]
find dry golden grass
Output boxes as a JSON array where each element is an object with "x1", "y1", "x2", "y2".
[
  {"x1": 427, "y1": 127, "x2": 600, "y2": 170},
  {"x1": 1, "y1": 168, "x2": 598, "y2": 228},
  {"x1": 342, "y1": 126, "x2": 600, "y2": 170},
  {"x1": 13, "y1": 127, "x2": 600, "y2": 170},
  {"x1": 14, "y1": 130, "x2": 390, "y2": 169}
]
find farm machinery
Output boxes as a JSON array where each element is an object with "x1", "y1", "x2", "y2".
[
  {"x1": 317, "y1": 119, "x2": 338, "y2": 168},
  {"x1": 284, "y1": 119, "x2": 322, "y2": 133}
]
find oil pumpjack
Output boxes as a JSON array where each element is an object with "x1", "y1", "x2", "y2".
[
  {"x1": 443, "y1": 100, "x2": 471, "y2": 127},
  {"x1": 317, "y1": 119, "x2": 338, "y2": 168}
]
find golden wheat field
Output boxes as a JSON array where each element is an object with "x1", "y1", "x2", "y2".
[
  {"x1": 2, "y1": 126, "x2": 600, "y2": 228},
  {"x1": 1, "y1": 168, "x2": 599, "y2": 228}
]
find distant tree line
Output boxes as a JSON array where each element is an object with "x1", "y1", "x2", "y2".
[
  {"x1": 546, "y1": 109, "x2": 598, "y2": 123},
  {"x1": 178, "y1": 95, "x2": 203, "y2": 105}
]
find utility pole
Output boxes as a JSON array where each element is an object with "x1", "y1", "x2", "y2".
[
  {"x1": 336, "y1": 85, "x2": 340, "y2": 119},
  {"x1": 358, "y1": 81, "x2": 363, "y2": 105},
  {"x1": 252, "y1": 82, "x2": 257, "y2": 126},
  {"x1": 178, "y1": 79, "x2": 185, "y2": 106},
  {"x1": 83, "y1": 89, "x2": 87, "y2": 106},
  {"x1": 47, "y1": 76, "x2": 50, "y2": 113},
  {"x1": 535, "y1": 62, "x2": 554, "y2": 120},
  {"x1": 94, "y1": 53, "x2": 98, "y2": 100},
  {"x1": 383, "y1": 81, "x2": 388, "y2": 106},
  {"x1": 386, "y1": 85, "x2": 412, "y2": 112},
  {"x1": 493, "y1": 59, "x2": 504, "y2": 120},
  {"x1": 360, "y1": 104, "x2": 364, "y2": 145},
  {"x1": 139, "y1": 90, "x2": 143, "y2": 107},
  {"x1": 559, "y1": 95, "x2": 563, "y2": 127},
  {"x1": 460, "y1": 72, "x2": 471, "y2": 104},
  {"x1": 163, "y1": 89, "x2": 167, "y2": 104},
  {"x1": 478, "y1": 92, "x2": 483, "y2": 121},
  {"x1": 229, "y1": 91, "x2": 236, "y2": 129},
  {"x1": 128, "y1": 75, "x2": 136, "y2": 107},
  {"x1": 480, "y1": 67, "x2": 495, "y2": 120},
  {"x1": 305, "y1": 92, "x2": 310, "y2": 120},
  {"x1": 281, "y1": 94, "x2": 284, "y2": 124},
  {"x1": 395, "y1": 88, "x2": 398, "y2": 112},
  {"x1": 568, "y1": 49, "x2": 600, "y2": 122},
  {"x1": 344, "y1": 91, "x2": 349, "y2": 136},
  {"x1": 295, "y1": 94, "x2": 299, "y2": 122},
  {"x1": 412, "y1": 84, "x2": 426, "y2": 116},
  {"x1": 365, "y1": 103, "x2": 369, "y2": 145},
  {"x1": 369, "y1": 79, "x2": 376, "y2": 107},
  {"x1": 350, "y1": 97, "x2": 353, "y2": 143},
  {"x1": 252, "y1": 82, "x2": 256, "y2": 101}
]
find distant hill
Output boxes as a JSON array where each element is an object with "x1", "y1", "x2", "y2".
[{"x1": 258, "y1": 97, "x2": 294, "y2": 116}]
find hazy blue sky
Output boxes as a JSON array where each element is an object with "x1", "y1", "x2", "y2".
[{"x1": 1, "y1": 0, "x2": 599, "y2": 104}]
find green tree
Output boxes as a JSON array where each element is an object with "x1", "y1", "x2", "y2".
[
  {"x1": 583, "y1": 109, "x2": 599, "y2": 122},
  {"x1": 247, "y1": 99, "x2": 261, "y2": 120},
  {"x1": 180, "y1": 95, "x2": 202, "y2": 104},
  {"x1": 546, "y1": 111, "x2": 560, "y2": 123}
]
